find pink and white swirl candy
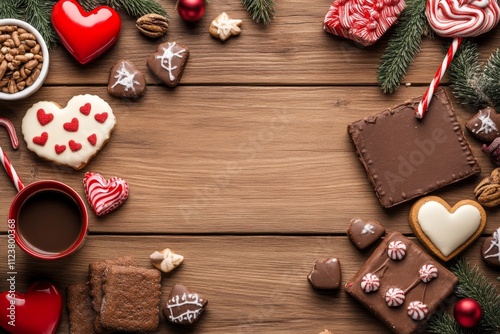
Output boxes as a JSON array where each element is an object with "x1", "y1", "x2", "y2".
[
  {"x1": 385, "y1": 287, "x2": 406, "y2": 307},
  {"x1": 419, "y1": 264, "x2": 438, "y2": 283},
  {"x1": 407, "y1": 301, "x2": 428, "y2": 320},
  {"x1": 361, "y1": 273, "x2": 380, "y2": 293},
  {"x1": 83, "y1": 172, "x2": 129, "y2": 216},
  {"x1": 387, "y1": 240, "x2": 407, "y2": 260},
  {"x1": 426, "y1": 0, "x2": 500, "y2": 37}
]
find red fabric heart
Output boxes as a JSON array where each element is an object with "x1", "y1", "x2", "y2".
[
  {"x1": 37, "y1": 108, "x2": 54, "y2": 126},
  {"x1": 69, "y1": 140, "x2": 82, "y2": 152},
  {"x1": 51, "y1": 0, "x2": 121, "y2": 65},
  {"x1": 88, "y1": 134, "x2": 97, "y2": 146},
  {"x1": 33, "y1": 132, "x2": 49, "y2": 146},
  {"x1": 94, "y1": 112, "x2": 108, "y2": 123},
  {"x1": 55, "y1": 144, "x2": 66, "y2": 154},
  {"x1": 80, "y1": 103, "x2": 91, "y2": 115},
  {"x1": 0, "y1": 281, "x2": 63, "y2": 334},
  {"x1": 63, "y1": 118, "x2": 79, "y2": 132}
]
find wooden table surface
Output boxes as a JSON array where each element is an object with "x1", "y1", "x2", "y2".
[{"x1": 1, "y1": 1, "x2": 500, "y2": 333}]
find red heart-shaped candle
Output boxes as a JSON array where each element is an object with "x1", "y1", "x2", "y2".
[
  {"x1": 51, "y1": 0, "x2": 121, "y2": 64},
  {"x1": 0, "y1": 281, "x2": 63, "y2": 334}
]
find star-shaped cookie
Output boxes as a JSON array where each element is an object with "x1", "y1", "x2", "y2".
[{"x1": 209, "y1": 12, "x2": 242, "y2": 41}]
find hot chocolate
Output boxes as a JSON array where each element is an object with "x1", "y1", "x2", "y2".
[{"x1": 17, "y1": 190, "x2": 82, "y2": 254}]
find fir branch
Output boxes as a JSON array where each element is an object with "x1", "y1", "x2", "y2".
[
  {"x1": 241, "y1": 0, "x2": 275, "y2": 25},
  {"x1": 449, "y1": 40, "x2": 490, "y2": 108},
  {"x1": 482, "y1": 48, "x2": 500, "y2": 107},
  {"x1": 80, "y1": 0, "x2": 168, "y2": 18},
  {"x1": 377, "y1": 0, "x2": 429, "y2": 94},
  {"x1": 79, "y1": 0, "x2": 102, "y2": 12},
  {"x1": 0, "y1": 0, "x2": 25, "y2": 20},
  {"x1": 427, "y1": 312, "x2": 467, "y2": 334},
  {"x1": 24, "y1": 0, "x2": 59, "y2": 48}
]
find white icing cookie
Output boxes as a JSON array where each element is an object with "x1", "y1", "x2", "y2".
[
  {"x1": 22, "y1": 95, "x2": 116, "y2": 170},
  {"x1": 409, "y1": 196, "x2": 486, "y2": 261}
]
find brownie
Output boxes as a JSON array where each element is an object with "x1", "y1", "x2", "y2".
[
  {"x1": 347, "y1": 88, "x2": 480, "y2": 208},
  {"x1": 66, "y1": 282, "x2": 96, "y2": 334},
  {"x1": 100, "y1": 265, "x2": 162, "y2": 332}
]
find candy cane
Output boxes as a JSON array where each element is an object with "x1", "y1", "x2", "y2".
[
  {"x1": 0, "y1": 145, "x2": 24, "y2": 192},
  {"x1": 0, "y1": 117, "x2": 19, "y2": 149}
]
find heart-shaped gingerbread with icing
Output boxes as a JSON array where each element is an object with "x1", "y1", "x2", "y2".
[
  {"x1": 22, "y1": 95, "x2": 116, "y2": 170},
  {"x1": 409, "y1": 196, "x2": 486, "y2": 261},
  {"x1": 83, "y1": 172, "x2": 129, "y2": 216}
]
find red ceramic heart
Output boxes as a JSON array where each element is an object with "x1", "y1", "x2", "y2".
[
  {"x1": 0, "y1": 281, "x2": 63, "y2": 334},
  {"x1": 51, "y1": 0, "x2": 121, "y2": 64}
]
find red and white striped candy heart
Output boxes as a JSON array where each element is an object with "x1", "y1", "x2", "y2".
[{"x1": 83, "y1": 172, "x2": 129, "y2": 216}]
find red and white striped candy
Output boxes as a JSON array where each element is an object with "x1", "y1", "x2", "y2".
[
  {"x1": 407, "y1": 301, "x2": 428, "y2": 320},
  {"x1": 387, "y1": 240, "x2": 407, "y2": 260},
  {"x1": 361, "y1": 273, "x2": 380, "y2": 293},
  {"x1": 83, "y1": 172, "x2": 129, "y2": 216},
  {"x1": 419, "y1": 264, "x2": 438, "y2": 283},
  {"x1": 385, "y1": 287, "x2": 405, "y2": 307}
]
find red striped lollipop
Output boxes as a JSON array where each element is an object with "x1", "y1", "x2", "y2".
[{"x1": 416, "y1": 0, "x2": 500, "y2": 118}]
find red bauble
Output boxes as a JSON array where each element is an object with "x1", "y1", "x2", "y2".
[
  {"x1": 454, "y1": 298, "x2": 482, "y2": 328},
  {"x1": 177, "y1": 0, "x2": 205, "y2": 22}
]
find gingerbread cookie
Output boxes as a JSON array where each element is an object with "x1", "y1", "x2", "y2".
[
  {"x1": 347, "y1": 218, "x2": 385, "y2": 250},
  {"x1": 107, "y1": 60, "x2": 146, "y2": 99},
  {"x1": 21, "y1": 95, "x2": 116, "y2": 170},
  {"x1": 409, "y1": 196, "x2": 486, "y2": 262},
  {"x1": 209, "y1": 12, "x2": 242, "y2": 41},
  {"x1": 466, "y1": 107, "x2": 500, "y2": 143},
  {"x1": 482, "y1": 227, "x2": 500, "y2": 267},
  {"x1": 147, "y1": 42, "x2": 189, "y2": 88}
]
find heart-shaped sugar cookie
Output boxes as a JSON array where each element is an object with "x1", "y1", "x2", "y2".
[
  {"x1": 83, "y1": 172, "x2": 129, "y2": 216},
  {"x1": 409, "y1": 196, "x2": 486, "y2": 261},
  {"x1": 22, "y1": 95, "x2": 116, "y2": 170}
]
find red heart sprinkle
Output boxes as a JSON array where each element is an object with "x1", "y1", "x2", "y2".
[
  {"x1": 80, "y1": 103, "x2": 91, "y2": 116},
  {"x1": 33, "y1": 132, "x2": 48, "y2": 146},
  {"x1": 87, "y1": 134, "x2": 97, "y2": 146},
  {"x1": 63, "y1": 118, "x2": 79, "y2": 132},
  {"x1": 37, "y1": 109, "x2": 54, "y2": 126},
  {"x1": 54, "y1": 145, "x2": 66, "y2": 154},
  {"x1": 69, "y1": 140, "x2": 82, "y2": 152},
  {"x1": 94, "y1": 113, "x2": 108, "y2": 123}
]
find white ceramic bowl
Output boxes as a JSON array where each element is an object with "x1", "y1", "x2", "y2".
[{"x1": 0, "y1": 19, "x2": 49, "y2": 101}]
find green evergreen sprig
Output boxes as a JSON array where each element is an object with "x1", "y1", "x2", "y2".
[
  {"x1": 449, "y1": 40, "x2": 500, "y2": 109},
  {"x1": 24, "y1": 0, "x2": 59, "y2": 49},
  {"x1": 377, "y1": 0, "x2": 430, "y2": 94},
  {"x1": 0, "y1": 0, "x2": 24, "y2": 20},
  {"x1": 81, "y1": 0, "x2": 167, "y2": 18},
  {"x1": 241, "y1": 0, "x2": 275, "y2": 25},
  {"x1": 427, "y1": 258, "x2": 500, "y2": 334}
]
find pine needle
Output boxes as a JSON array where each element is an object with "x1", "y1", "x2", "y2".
[
  {"x1": 107, "y1": 0, "x2": 167, "y2": 18},
  {"x1": 0, "y1": 0, "x2": 25, "y2": 19},
  {"x1": 241, "y1": 0, "x2": 275, "y2": 25},
  {"x1": 377, "y1": 0, "x2": 429, "y2": 94},
  {"x1": 482, "y1": 48, "x2": 500, "y2": 107},
  {"x1": 24, "y1": 0, "x2": 59, "y2": 48}
]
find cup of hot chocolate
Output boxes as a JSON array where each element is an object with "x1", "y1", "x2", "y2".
[{"x1": 9, "y1": 180, "x2": 88, "y2": 260}]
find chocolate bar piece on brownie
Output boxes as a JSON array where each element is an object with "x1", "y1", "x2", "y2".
[
  {"x1": 100, "y1": 265, "x2": 162, "y2": 332},
  {"x1": 67, "y1": 282, "x2": 96, "y2": 334}
]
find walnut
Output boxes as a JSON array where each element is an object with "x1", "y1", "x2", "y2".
[
  {"x1": 136, "y1": 14, "x2": 168, "y2": 39},
  {"x1": 474, "y1": 168, "x2": 500, "y2": 207}
]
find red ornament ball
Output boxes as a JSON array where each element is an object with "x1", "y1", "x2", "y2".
[
  {"x1": 177, "y1": 0, "x2": 205, "y2": 22},
  {"x1": 454, "y1": 298, "x2": 482, "y2": 328}
]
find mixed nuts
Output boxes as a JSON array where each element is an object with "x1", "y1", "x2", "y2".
[{"x1": 0, "y1": 25, "x2": 44, "y2": 94}]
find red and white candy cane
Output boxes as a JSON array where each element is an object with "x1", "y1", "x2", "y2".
[
  {"x1": 0, "y1": 117, "x2": 23, "y2": 191},
  {"x1": 416, "y1": 0, "x2": 500, "y2": 118},
  {"x1": 0, "y1": 117, "x2": 19, "y2": 149}
]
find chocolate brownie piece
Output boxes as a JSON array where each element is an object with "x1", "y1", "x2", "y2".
[
  {"x1": 100, "y1": 265, "x2": 161, "y2": 332},
  {"x1": 67, "y1": 282, "x2": 96, "y2": 334}
]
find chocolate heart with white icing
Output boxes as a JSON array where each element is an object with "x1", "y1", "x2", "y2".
[
  {"x1": 466, "y1": 107, "x2": 500, "y2": 143},
  {"x1": 347, "y1": 218, "x2": 385, "y2": 250},
  {"x1": 163, "y1": 284, "x2": 207, "y2": 325},
  {"x1": 108, "y1": 60, "x2": 146, "y2": 99},
  {"x1": 482, "y1": 227, "x2": 500, "y2": 267},
  {"x1": 147, "y1": 42, "x2": 189, "y2": 88}
]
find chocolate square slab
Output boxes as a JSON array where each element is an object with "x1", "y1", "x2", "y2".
[
  {"x1": 345, "y1": 231, "x2": 458, "y2": 334},
  {"x1": 347, "y1": 88, "x2": 480, "y2": 208}
]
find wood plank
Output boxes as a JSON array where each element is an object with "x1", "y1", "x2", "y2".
[
  {"x1": 42, "y1": 0, "x2": 500, "y2": 86},
  {"x1": 0, "y1": 235, "x2": 497, "y2": 334},
  {"x1": 0, "y1": 86, "x2": 498, "y2": 234}
]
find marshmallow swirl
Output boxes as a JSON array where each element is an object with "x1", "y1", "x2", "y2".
[{"x1": 426, "y1": 0, "x2": 500, "y2": 37}]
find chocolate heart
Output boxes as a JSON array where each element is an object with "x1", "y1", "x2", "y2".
[
  {"x1": 0, "y1": 281, "x2": 62, "y2": 334},
  {"x1": 466, "y1": 107, "x2": 500, "y2": 143},
  {"x1": 307, "y1": 257, "x2": 341, "y2": 290},
  {"x1": 347, "y1": 218, "x2": 385, "y2": 250},
  {"x1": 83, "y1": 172, "x2": 129, "y2": 216},
  {"x1": 108, "y1": 60, "x2": 147, "y2": 99},
  {"x1": 51, "y1": 0, "x2": 121, "y2": 64},
  {"x1": 163, "y1": 284, "x2": 207, "y2": 325},
  {"x1": 482, "y1": 227, "x2": 500, "y2": 267},
  {"x1": 147, "y1": 42, "x2": 189, "y2": 88}
]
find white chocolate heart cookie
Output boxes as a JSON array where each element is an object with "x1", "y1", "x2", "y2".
[
  {"x1": 22, "y1": 95, "x2": 116, "y2": 170},
  {"x1": 409, "y1": 196, "x2": 486, "y2": 261}
]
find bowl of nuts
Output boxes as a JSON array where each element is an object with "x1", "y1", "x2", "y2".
[{"x1": 0, "y1": 19, "x2": 49, "y2": 101}]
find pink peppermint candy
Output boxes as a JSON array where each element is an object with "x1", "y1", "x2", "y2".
[
  {"x1": 387, "y1": 240, "x2": 407, "y2": 260},
  {"x1": 419, "y1": 264, "x2": 438, "y2": 283},
  {"x1": 361, "y1": 273, "x2": 380, "y2": 293},
  {"x1": 323, "y1": 0, "x2": 406, "y2": 46},
  {"x1": 385, "y1": 287, "x2": 405, "y2": 307},
  {"x1": 407, "y1": 301, "x2": 428, "y2": 320}
]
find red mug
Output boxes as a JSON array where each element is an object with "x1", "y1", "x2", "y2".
[{"x1": 9, "y1": 180, "x2": 88, "y2": 260}]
